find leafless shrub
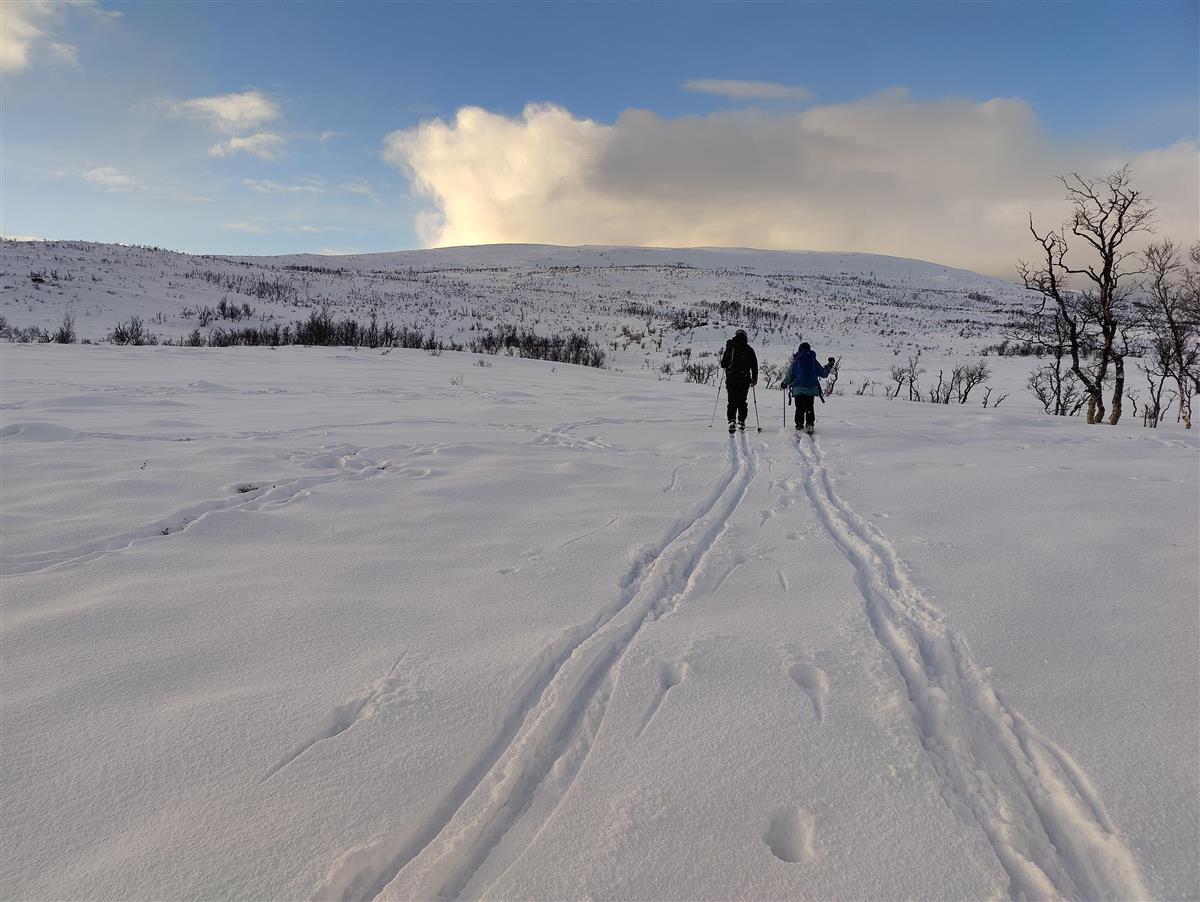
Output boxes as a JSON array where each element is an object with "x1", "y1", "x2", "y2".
[
  {"x1": 682, "y1": 361, "x2": 718, "y2": 385},
  {"x1": 51, "y1": 312, "x2": 76, "y2": 344},
  {"x1": 109, "y1": 316, "x2": 148, "y2": 345}
]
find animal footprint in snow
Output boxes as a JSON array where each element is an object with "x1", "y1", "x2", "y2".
[
  {"x1": 763, "y1": 805, "x2": 816, "y2": 864},
  {"x1": 787, "y1": 661, "x2": 829, "y2": 723}
]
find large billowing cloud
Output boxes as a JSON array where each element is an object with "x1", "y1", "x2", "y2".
[
  {"x1": 382, "y1": 93, "x2": 1197, "y2": 276},
  {"x1": 0, "y1": 0, "x2": 115, "y2": 73}
]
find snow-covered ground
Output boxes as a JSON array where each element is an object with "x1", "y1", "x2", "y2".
[{"x1": 2, "y1": 342, "x2": 1196, "y2": 900}]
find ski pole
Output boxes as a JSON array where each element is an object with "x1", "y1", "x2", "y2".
[
  {"x1": 708, "y1": 370, "x2": 724, "y2": 427},
  {"x1": 751, "y1": 384, "x2": 762, "y2": 432},
  {"x1": 783, "y1": 388, "x2": 788, "y2": 429}
]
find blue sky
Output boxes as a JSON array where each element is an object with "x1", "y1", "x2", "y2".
[{"x1": 2, "y1": 1, "x2": 1196, "y2": 271}]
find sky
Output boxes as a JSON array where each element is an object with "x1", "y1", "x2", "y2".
[{"x1": 2, "y1": 0, "x2": 1197, "y2": 276}]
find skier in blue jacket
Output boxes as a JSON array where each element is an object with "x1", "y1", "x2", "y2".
[{"x1": 782, "y1": 342, "x2": 835, "y2": 434}]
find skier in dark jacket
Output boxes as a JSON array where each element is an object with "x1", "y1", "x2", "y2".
[
  {"x1": 720, "y1": 329, "x2": 758, "y2": 433},
  {"x1": 782, "y1": 341, "x2": 835, "y2": 434}
]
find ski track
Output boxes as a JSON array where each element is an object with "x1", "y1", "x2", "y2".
[
  {"x1": 0, "y1": 449, "x2": 410, "y2": 576},
  {"x1": 315, "y1": 433, "x2": 758, "y2": 902},
  {"x1": 794, "y1": 435, "x2": 1147, "y2": 901}
]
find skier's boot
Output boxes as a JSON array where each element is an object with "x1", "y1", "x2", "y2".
[
  {"x1": 805, "y1": 423, "x2": 815, "y2": 436},
  {"x1": 738, "y1": 421, "x2": 746, "y2": 432},
  {"x1": 728, "y1": 420, "x2": 736, "y2": 434}
]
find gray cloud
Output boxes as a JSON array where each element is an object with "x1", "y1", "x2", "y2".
[{"x1": 382, "y1": 94, "x2": 1198, "y2": 277}]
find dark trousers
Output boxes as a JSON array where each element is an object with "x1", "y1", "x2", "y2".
[
  {"x1": 726, "y1": 378, "x2": 750, "y2": 423},
  {"x1": 795, "y1": 393, "x2": 816, "y2": 427}
]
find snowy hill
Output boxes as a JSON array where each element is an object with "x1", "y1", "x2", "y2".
[
  {"x1": 1, "y1": 239, "x2": 1034, "y2": 391},
  {"x1": 1, "y1": 242, "x2": 1197, "y2": 900}
]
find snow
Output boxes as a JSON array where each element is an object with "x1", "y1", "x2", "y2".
[{"x1": 2, "y1": 339, "x2": 1196, "y2": 900}]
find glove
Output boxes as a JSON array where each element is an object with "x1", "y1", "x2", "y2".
[{"x1": 827, "y1": 357, "x2": 836, "y2": 366}]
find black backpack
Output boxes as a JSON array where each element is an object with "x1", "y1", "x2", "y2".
[{"x1": 725, "y1": 340, "x2": 752, "y2": 379}]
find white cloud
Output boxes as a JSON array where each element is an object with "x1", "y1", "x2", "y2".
[
  {"x1": 45, "y1": 39, "x2": 79, "y2": 67},
  {"x1": 173, "y1": 90, "x2": 280, "y2": 133},
  {"x1": 210, "y1": 133, "x2": 287, "y2": 161},
  {"x1": 242, "y1": 177, "x2": 326, "y2": 194},
  {"x1": 341, "y1": 179, "x2": 382, "y2": 204},
  {"x1": 382, "y1": 97, "x2": 1199, "y2": 276},
  {"x1": 82, "y1": 165, "x2": 138, "y2": 190},
  {"x1": 318, "y1": 130, "x2": 346, "y2": 144},
  {"x1": 1, "y1": 0, "x2": 114, "y2": 73},
  {"x1": 683, "y1": 79, "x2": 812, "y2": 101},
  {"x1": 221, "y1": 221, "x2": 350, "y2": 235}
]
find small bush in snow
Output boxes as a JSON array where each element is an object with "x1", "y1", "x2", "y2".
[
  {"x1": 51, "y1": 312, "x2": 76, "y2": 344},
  {"x1": 109, "y1": 317, "x2": 148, "y2": 345},
  {"x1": 468, "y1": 325, "x2": 605, "y2": 368},
  {"x1": 682, "y1": 361, "x2": 718, "y2": 385}
]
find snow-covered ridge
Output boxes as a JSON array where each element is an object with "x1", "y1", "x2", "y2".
[
  {"x1": 273, "y1": 242, "x2": 1007, "y2": 287},
  {"x1": 1, "y1": 240, "x2": 1030, "y2": 373}
]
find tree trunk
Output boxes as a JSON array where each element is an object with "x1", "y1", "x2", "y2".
[{"x1": 1108, "y1": 355, "x2": 1125, "y2": 425}]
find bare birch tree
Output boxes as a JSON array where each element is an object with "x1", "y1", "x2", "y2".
[
  {"x1": 1137, "y1": 241, "x2": 1200, "y2": 428},
  {"x1": 1018, "y1": 166, "x2": 1154, "y2": 424}
]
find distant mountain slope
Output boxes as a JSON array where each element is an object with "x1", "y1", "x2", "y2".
[
  {"x1": 271, "y1": 243, "x2": 1010, "y2": 291},
  {"x1": 1, "y1": 240, "x2": 1032, "y2": 375}
]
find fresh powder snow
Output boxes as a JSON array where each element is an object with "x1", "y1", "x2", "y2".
[{"x1": 1, "y1": 243, "x2": 1197, "y2": 900}]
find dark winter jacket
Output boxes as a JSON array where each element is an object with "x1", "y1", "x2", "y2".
[
  {"x1": 783, "y1": 348, "x2": 831, "y2": 399},
  {"x1": 720, "y1": 334, "x2": 758, "y2": 384}
]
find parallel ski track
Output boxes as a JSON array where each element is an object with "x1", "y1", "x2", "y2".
[
  {"x1": 316, "y1": 433, "x2": 758, "y2": 901},
  {"x1": 795, "y1": 435, "x2": 1146, "y2": 901}
]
